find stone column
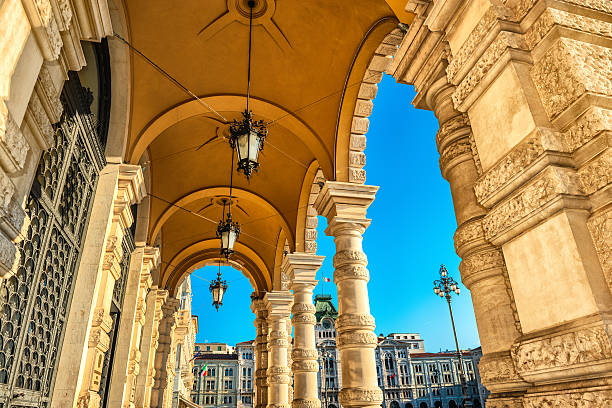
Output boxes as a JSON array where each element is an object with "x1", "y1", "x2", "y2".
[
  {"x1": 314, "y1": 182, "x2": 382, "y2": 408},
  {"x1": 134, "y1": 288, "x2": 168, "y2": 408},
  {"x1": 108, "y1": 246, "x2": 160, "y2": 408},
  {"x1": 150, "y1": 297, "x2": 180, "y2": 408},
  {"x1": 264, "y1": 291, "x2": 294, "y2": 408},
  {"x1": 429, "y1": 77, "x2": 529, "y2": 403},
  {"x1": 284, "y1": 253, "x2": 325, "y2": 408},
  {"x1": 252, "y1": 295, "x2": 269, "y2": 408}
]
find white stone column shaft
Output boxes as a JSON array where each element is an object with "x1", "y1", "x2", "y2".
[
  {"x1": 284, "y1": 253, "x2": 324, "y2": 408},
  {"x1": 314, "y1": 182, "x2": 382, "y2": 408},
  {"x1": 265, "y1": 291, "x2": 294, "y2": 408}
]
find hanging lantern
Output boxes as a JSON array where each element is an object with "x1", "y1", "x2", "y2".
[
  {"x1": 229, "y1": 111, "x2": 267, "y2": 178},
  {"x1": 209, "y1": 270, "x2": 228, "y2": 311},
  {"x1": 228, "y1": 0, "x2": 268, "y2": 179},
  {"x1": 217, "y1": 212, "x2": 240, "y2": 259}
]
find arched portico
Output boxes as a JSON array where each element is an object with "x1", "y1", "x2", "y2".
[{"x1": 0, "y1": 0, "x2": 610, "y2": 407}]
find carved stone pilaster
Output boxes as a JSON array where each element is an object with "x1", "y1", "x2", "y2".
[
  {"x1": 150, "y1": 296, "x2": 179, "y2": 408},
  {"x1": 252, "y1": 295, "x2": 269, "y2": 408}
]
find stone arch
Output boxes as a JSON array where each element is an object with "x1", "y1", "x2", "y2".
[
  {"x1": 272, "y1": 230, "x2": 290, "y2": 291},
  {"x1": 295, "y1": 161, "x2": 325, "y2": 254},
  {"x1": 105, "y1": 0, "x2": 132, "y2": 162},
  {"x1": 148, "y1": 186, "x2": 294, "y2": 249},
  {"x1": 334, "y1": 20, "x2": 405, "y2": 184},
  {"x1": 127, "y1": 95, "x2": 333, "y2": 178},
  {"x1": 162, "y1": 238, "x2": 272, "y2": 296}
]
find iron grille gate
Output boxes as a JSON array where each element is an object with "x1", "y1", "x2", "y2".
[{"x1": 0, "y1": 70, "x2": 107, "y2": 407}]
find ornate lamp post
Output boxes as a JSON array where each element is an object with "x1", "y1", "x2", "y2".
[
  {"x1": 209, "y1": 266, "x2": 228, "y2": 311},
  {"x1": 228, "y1": 0, "x2": 267, "y2": 178},
  {"x1": 433, "y1": 265, "x2": 471, "y2": 408}
]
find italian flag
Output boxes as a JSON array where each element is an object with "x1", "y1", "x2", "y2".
[
  {"x1": 323, "y1": 277, "x2": 331, "y2": 282},
  {"x1": 202, "y1": 363, "x2": 208, "y2": 377}
]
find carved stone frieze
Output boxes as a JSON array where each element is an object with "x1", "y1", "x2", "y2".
[
  {"x1": 453, "y1": 218, "x2": 485, "y2": 254},
  {"x1": 291, "y1": 313, "x2": 316, "y2": 325},
  {"x1": 439, "y1": 137, "x2": 472, "y2": 175},
  {"x1": 292, "y1": 303, "x2": 315, "y2": 314},
  {"x1": 453, "y1": 31, "x2": 527, "y2": 108},
  {"x1": 435, "y1": 114, "x2": 470, "y2": 146},
  {"x1": 474, "y1": 129, "x2": 568, "y2": 205},
  {"x1": 485, "y1": 396, "x2": 524, "y2": 408},
  {"x1": 292, "y1": 360, "x2": 319, "y2": 372},
  {"x1": 333, "y1": 250, "x2": 367, "y2": 267},
  {"x1": 469, "y1": 132, "x2": 483, "y2": 175},
  {"x1": 577, "y1": 150, "x2": 611, "y2": 195},
  {"x1": 459, "y1": 249, "x2": 505, "y2": 277},
  {"x1": 512, "y1": 325, "x2": 612, "y2": 373},
  {"x1": 267, "y1": 374, "x2": 291, "y2": 385},
  {"x1": 531, "y1": 38, "x2": 612, "y2": 119},
  {"x1": 292, "y1": 399, "x2": 321, "y2": 408},
  {"x1": 337, "y1": 331, "x2": 378, "y2": 348},
  {"x1": 482, "y1": 167, "x2": 580, "y2": 240},
  {"x1": 292, "y1": 348, "x2": 319, "y2": 360},
  {"x1": 77, "y1": 391, "x2": 101, "y2": 408},
  {"x1": 27, "y1": 91, "x2": 54, "y2": 148},
  {"x1": 447, "y1": 8, "x2": 498, "y2": 84},
  {"x1": 267, "y1": 338, "x2": 289, "y2": 348},
  {"x1": 524, "y1": 390, "x2": 612, "y2": 407},
  {"x1": 334, "y1": 264, "x2": 369, "y2": 282},
  {"x1": 478, "y1": 353, "x2": 521, "y2": 386},
  {"x1": 525, "y1": 7, "x2": 612, "y2": 50},
  {"x1": 1, "y1": 113, "x2": 29, "y2": 174},
  {"x1": 339, "y1": 387, "x2": 383, "y2": 405},
  {"x1": 587, "y1": 208, "x2": 612, "y2": 292},
  {"x1": 562, "y1": 107, "x2": 612, "y2": 152},
  {"x1": 335, "y1": 313, "x2": 376, "y2": 331}
]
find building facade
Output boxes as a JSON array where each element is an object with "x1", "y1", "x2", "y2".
[{"x1": 314, "y1": 296, "x2": 489, "y2": 408}]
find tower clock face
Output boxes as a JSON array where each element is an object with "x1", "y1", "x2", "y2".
[{"x1": 323, "y1": 320, "x2": 331, "y2": 329}]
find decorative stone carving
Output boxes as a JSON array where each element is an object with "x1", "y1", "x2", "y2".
[
  {"x1": 334, "y1": 264, "x2": 369, "y2": 282},
  {"x1": 453, "y1": 32, "x2": 527, "y2": 108},
  {"x1": 26, "y1": 92, "x2": 54, "y2": 149},
  {"x1": 292, "y1": 303, "x2": 315, "y2": 314},
  {"x1": 335, "y1": 313, "x2": 376, "y2": 330},
  {"x1": 292, "y1": 360, "x2": 319, "y2": 372},
  {"x1": 587, "y1": 209, "x2": 611, "y2": 291},
  {"x1": 485, "y1": 396, "x2": 524, "y2": 408},
  {"x1": 512, "y1": 325, "x2": 612, "y2": 373},
  {"x1": 577, "y1": 150, "x2": 611, "y2": 195},
  {"x1": 292, "y1": 399, "x2": 321, "y2": 408},
  {"x1": 333, "y1": 250, "x2": 367, "y2": 267},
  {"x1": 531, "y1": 38, "x2": 612, "y2": 119},
  {"x1": 435, "y1": 114, "x2": 470, "y2": 146},
  {"x1": 337, "y1": 331, "x2": 378, "y2": 347},
  {"x1": 1, "y1": 113, "x2": 29, "y2": 174},
  {"x1": 453, "y1": 218, "x2": 484, "y2": 253},
  {"x1": 524, "y1": 390, "x2": 612, "y2": 407},
  {"x1": 292, "y1": 348, "x2": 319, "y2": 360},
  {"x1": 562, "y1": 107, "x2": 612, "y2": 152},
  {"x1": 339, "y1": 387, "x2": 383, "y2": 405},
  {"x1": 459, "y1": 249, "x2": 505, "y2": 277},
  {"x1": 439, "y1": 137, "x2": 472, "y2": 175},
  {"x1": 478, "y1": 353, "x2": 521, "y2": 386},
  {"x1": 482, "y1": 167, "x2": 580, "y2": 240},
  {"x1": 473, "y1": 129, "x2": 568, "y2": 205},
  {"x1": 291, "y1": 313, "x2": 316, "y2": 325},
  {"x1": 446, "y1": 8, "x2": 498, "y2": 83}
]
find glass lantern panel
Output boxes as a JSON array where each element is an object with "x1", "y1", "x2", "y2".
[
  {"x1": 248, "y1": 130, "x2": 261, "y2": 164},
  {"x1": 218, "y1": 286, "x2": 226, "y2": 303},
  {"x1": 236, "y1": 132, "x2": 249, "y2": 162},
  {"x1": 211, "y1": 286, "x2": 220, "y2": 302}
]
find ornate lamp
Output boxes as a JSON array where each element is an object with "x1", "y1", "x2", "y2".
[
  {"x1": 217, "y1": 201, "x2": 240, "y2": 259},
  {"x1": 209, "y1": 268, "x2": 228, "y2": 311},
  {"x1": 228, "y1": 0, "x2": 267, "y2": 179}
]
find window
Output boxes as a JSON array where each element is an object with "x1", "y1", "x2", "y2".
[
  {"x1": 248, "y1": 380, "x2": 251, "y2": 389},
  {"x1": 243, "y1": 367, "x2": 246, "y2": 376},
  {"x1": 431, "y1": 375, "x2": 438, "y2": 384},
  {"x1": 428, "y1": 364, "x2": 436, "y2": 371},
  {"x1": 218, "y1": 346, "x2": 222, "y2": 351},
  {"x1": 206, "y1": 380, "x2": 215, "y2": 390},
  {"x1": 442, "y1": 363, "x2": 450, "y2": 371},
  {"x1": 248, "y1": 368, "x2": 252, "y2": 376},
  {"x1": 447, "y1": 388, "x2": 454, "y2": 396},
  {"x1": 224, "y1": 380, "x2": 233, "y2": 389},
  {"x1": 444, "y1": 374, "x2": 452, "y2": 383},
  {"x1": 206, "y1": 346, "x2": 211, "y2": 351},
  {"x1": 416, "y1": 375, "x2": 424, "y2": 385},
  {"x1": 415, "y1": 365, "x2": 423, "y2": 373}
]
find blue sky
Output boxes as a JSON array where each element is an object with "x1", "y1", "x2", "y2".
[{"x1": 190, "y1": 74, "x2": 480, "y2": 353}]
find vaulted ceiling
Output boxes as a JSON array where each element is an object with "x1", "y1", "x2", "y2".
[{"x1": 121, "y1": 0, "x2": 412, "y2": 293}]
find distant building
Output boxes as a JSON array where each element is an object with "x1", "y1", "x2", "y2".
[
  {"x1": 313, "y1": 295, "x2": 489, "y2": 408},
  {"x1": 190, "y1": 296, "x2": 489, "y2": 408}
]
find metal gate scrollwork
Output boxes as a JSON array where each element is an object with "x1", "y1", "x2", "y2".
[{"x1": 0, "y1": 41, "x2": 109, "y2": 407}]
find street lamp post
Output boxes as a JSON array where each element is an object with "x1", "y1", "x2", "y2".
[{"x1": 433, "y1": 265, "x2": 471, "y2": 408}]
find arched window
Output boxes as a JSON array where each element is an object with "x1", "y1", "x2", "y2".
[
  {"x1": 390, "y1": 401, "x2": 400, "y2": 408},
  {"x1": 405, "y1": 404, "x2": 413, "y2": 408},
  {"x1": 384, "y1": 354, "x2": 394, "y2": 370},
  {"x1": 448, "y1": 401, "x2": 457, "y2": 408},
  {"x1": 419, "y1": 403, "x2": 428, "y2": 408},
  {"x1": 434, "y1": 402, "x2": 442, "y2": 408}
]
